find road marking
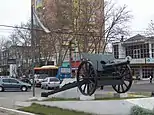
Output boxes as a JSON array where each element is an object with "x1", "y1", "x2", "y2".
[{"x1": 0, "y1": 106, "x2": 35, "y2": 115}]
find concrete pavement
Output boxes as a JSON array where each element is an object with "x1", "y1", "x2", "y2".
[
  {"x1": 15, "y1": 97, "x2": 154, "y2": 115},
  {"x1": 0, "y1": 80, "x2": 154, "y2": 109},
  {"x1": 0, "y1": 88, "x2": 42, "y2": 109},
  {"x1": 0, "y1": 81, "x2": 154, "y2": 115},
  {"x1": 0, "y1": 106, "x2": 35, "y2": 115}
]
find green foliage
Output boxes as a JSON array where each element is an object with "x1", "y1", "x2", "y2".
[
  {"x1": 19, "y1": 103, "x2": 92, "y2": 115},
  {"x1": 130, "y1": 106, "x2": 154, "y2": 115},
  {"x1": 44, "y1": 97, "x2": 79, "y2": 101}
]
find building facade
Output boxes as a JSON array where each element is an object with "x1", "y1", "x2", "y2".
[
  {"x1": 1, "y1": 45, "x2": 32, "y2": 76},
  {"x1": 33, "y1": 0, "x2": 105, "y2": 65},
  {"x1": 113, "y1": 34, "x2": 154, "y2": 79}
]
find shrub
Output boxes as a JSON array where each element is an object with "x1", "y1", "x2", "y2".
[{"x1": 130, "y1": 106, "x2": 154, "y2": 115}]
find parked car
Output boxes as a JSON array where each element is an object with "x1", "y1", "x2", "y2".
[
  {"x1": 20, "y1": 78, "x2": 32, "y2": 85},
  {"x1": 33, "y1": 74, "x2": 48, "y2": 87},
  {"x1": 0, "y1": 78, "x2": 31, "y2": 92},
  {"x1": 41, "y1": 77, "x2": 60, "y2": 90}
]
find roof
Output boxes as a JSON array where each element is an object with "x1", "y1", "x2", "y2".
[
  {"x1": 34, "y1": 65, "x2": 59, "y2": 70},
  {"x1": 147, "y1": 36, "x2": 154, "y2": 41},
  {"x1": 124, "y1": 34, "x2": 147, "y2": 42}
]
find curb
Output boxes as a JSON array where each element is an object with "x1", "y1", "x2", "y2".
[
  {"x1": 0, "y1": 106, "x2": 35, "y2": 115},
  {"x1": 28, "y1": 97, "x2": 49, "y2": 101}
]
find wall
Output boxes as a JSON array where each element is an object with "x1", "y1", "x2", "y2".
[{"x1": 118, "y1": 42, "x2": 125, "y2": 58}]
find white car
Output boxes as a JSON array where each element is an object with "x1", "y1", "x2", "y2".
[
  {"x1": 33, "y1": 74, "x2": 48, "y2": 87},
  {"x1": 41, "y1": 77, "x2": 60, "y2": 90}
]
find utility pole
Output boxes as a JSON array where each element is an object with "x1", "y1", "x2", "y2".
[
  {"x1": 69, "y1": 41, "x2": 72, "y2": 77},
  {"x1": 31, "y1": 1, "x2": 35, "y2": 97}
]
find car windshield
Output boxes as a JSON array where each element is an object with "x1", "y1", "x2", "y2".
[
  {"x1": 37, "y1": 74, "x2": 48, "y2": 79},
  {"x1": 50, "y1": 78, "x2": 59, "y2": 82}
]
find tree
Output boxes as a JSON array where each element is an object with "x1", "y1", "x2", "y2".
[
  {"x1": 146, "y1": 20, "x2": 154, "y2": 37},
  {"x1": 9, "y1": 22, "x2": 31, "y2": 46},
  {"x1": 34, "y1": 0, "x2": 132, "y2": 65},
  {"x1": 8, "y1": 22, "x2": 33, "y2": 75},
  {"x1": 101, "y1": 0, "x2": 132, "y2": 52},
  {"x1": 0, "y1": 37, "x2": 8, "y2": 51}
]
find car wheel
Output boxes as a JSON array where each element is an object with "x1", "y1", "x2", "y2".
[
  {"x1": 21, "y1": 86, "x2": 27, "y2": 92},
  {"x1": 0, "y1": 86, "x2": 4, "y2": 92}
]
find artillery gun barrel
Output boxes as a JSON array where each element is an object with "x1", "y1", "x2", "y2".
[
  {"x1": 103, "y1": 60, "x2": 130, "y2": 69},
  {"x1": 41, "y1": 80, "x2": 85, "y2": 97}
]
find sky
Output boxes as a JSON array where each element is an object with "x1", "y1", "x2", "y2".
[
  {"x1": 0, "y1": 0, "x2": 31, "y2": 37},
  {"x1": 116, "y1": 0, "x2": 154, "y2": 35},
  {"x1": 0, "y1": 0, "x2": 154, "y2": 38}
]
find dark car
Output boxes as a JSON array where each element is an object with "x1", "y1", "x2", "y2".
[
  {"x1": 0, "y1": 78, "x2": 31, "y2": 92},
  {"x1": 20, "y1": 78, "x2": 32, "y2": 85}
]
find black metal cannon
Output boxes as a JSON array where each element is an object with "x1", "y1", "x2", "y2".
[
  {"x1": 76, "y1": 53, "x2": 133, "y2": 96},
  {"x1": 41, "y1": 53, "x2": 132, "y2": 97}
]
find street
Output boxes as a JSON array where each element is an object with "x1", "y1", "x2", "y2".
[
  {"x1": 0, "y1": 88, "x2": 42, "y2": 109},
  {"x1": 0, "y1": 81, "x2": 154, "y2": 109},
  {"x1": 103, "y1": 82, "x2": 154, "y2": 92}
]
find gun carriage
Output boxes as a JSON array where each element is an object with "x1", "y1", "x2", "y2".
[{"x1": 41, "y1": 53, "x2": 133, "y2": 97}]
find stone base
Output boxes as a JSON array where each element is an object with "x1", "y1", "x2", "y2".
[
  {"x1": 80, "y1": 94, "x2": 95, "y2": 101},
  {"x1": 49, "y1": 78, "x2": 80, "y2": 99},
  {"x1": 95, "y1": 92, "x2": 113, "y2": 99},
  {"x1": 94, "y1": 92, "x2": 128, "y2": 99},
  {"x1": 51, "y1": 88, "x2": 80, "y2": 99},
  {"x1": 114, "y1": 93, "x2": 128, "y2": 98}
]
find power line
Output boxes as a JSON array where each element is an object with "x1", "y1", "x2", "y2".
[
  {"x1": 0, "y1": 24, "x2": 42, "y2": 31},
  {"x1": 0, "y1": 24, "x2": 151, "y2": 38},
  {"x1": 0, "y1": 24, "x2": 148, "y2": 32}
]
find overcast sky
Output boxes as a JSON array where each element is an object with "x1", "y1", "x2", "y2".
[
  {"x1": 0, "y1": 0, "x2": 154, "y2": 37},
  {"x1": 0, "y1": 0, "x2": 30, "y2": 37}
]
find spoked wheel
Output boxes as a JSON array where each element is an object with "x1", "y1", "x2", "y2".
[
  {"x1": 77, "y1": 61, "x2": 97, "y2": 96},
  {"x1": 112, "y1": 65, "x2": 132, "y2": 93}
]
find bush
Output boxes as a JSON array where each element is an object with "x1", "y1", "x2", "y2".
[{"x1": 130, "y1": 106, "x2": 154, "y2": 115}]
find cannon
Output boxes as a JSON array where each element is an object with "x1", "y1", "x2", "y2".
[
  {"x1": 41, "y1": 53, "x2": 132, "y2": 97},
  {"x1": 76, "y1": 53, "x2": 132, "y2": 96}
]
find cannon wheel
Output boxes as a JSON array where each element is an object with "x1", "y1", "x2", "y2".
[
  {"x1": 112, "y1": 65, "x2": 132, "y2": 93},
  {"x1": 77, "y1": 60, "x2": 97, "y2": 96}
]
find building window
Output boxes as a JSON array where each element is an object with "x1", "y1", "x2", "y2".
[
  {"x1": 133, "y1": 49, "x2": 141, "y2": 58},
  {"x1": 142, "y1": 67, "x2": 153, "y2": 78},
  {"x1": 151, "y1": 44, "x2": 154, "y2": 57},
  {"x1": 126, "y1": 43, "x2": 149, "y2": 59},
  {"x1": 113, "y1": 45, "x2": 119, "y2": 59}
]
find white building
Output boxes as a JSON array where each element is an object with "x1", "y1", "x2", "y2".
[{"x1": 112, "y1": 34, "x2": 154, "y2": 79}]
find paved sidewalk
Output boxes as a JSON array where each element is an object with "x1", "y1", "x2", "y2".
[
  {"x1": 15, "y1": 97, "x2": 154, "y2": 115},
  {"x1": 133, "y1": 80, "x2": 152, "y2": 85},
  {"x1": 0, "y1": 106, "x2": 35, "y2": 115},
  {"x1": 0, "y1": 111, "x2": 10, "y2": 115}
]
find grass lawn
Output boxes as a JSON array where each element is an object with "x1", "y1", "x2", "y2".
[
  {"x1": 44, "y1": 97, "x2": 80, "y2": 101},
  {"x1": 43, "y1": 96, "x2": 146, "y2": 102},
  {"x1": 128, "y1": 92, "x2": 151, "y2": 97},
  {"x1": 19, "y1": 103, "x2": 92, "y2": 115},
  {"x1": 95, "y1": 96, "x2": 146, "y2": 100}
]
